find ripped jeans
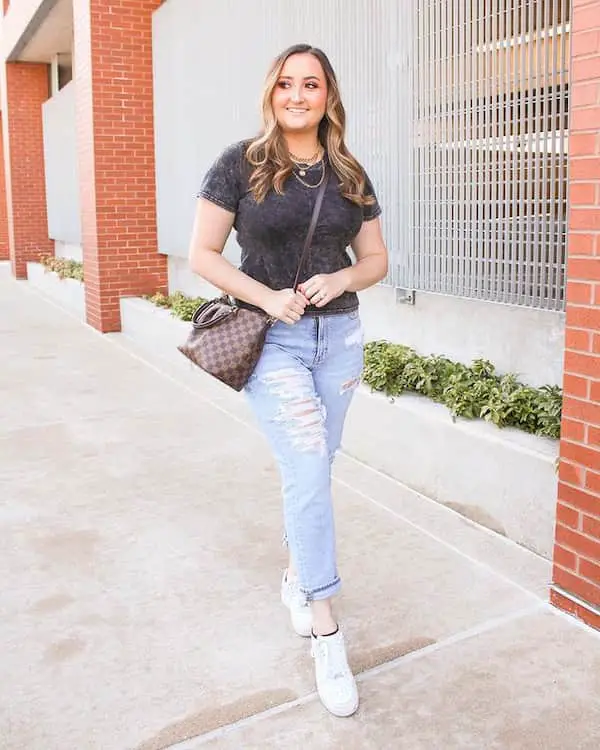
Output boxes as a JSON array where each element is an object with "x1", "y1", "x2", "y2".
[{"x1": 244, "y1": 311, "x2": 363, "y2": 601}]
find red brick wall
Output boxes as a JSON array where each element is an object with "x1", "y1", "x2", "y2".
[
  {"x1": 552, "y1": 0, "x2": 600, "y2": 630},
  {"x1": 73, "y1": 0, "x2": 167, "y2": 333},
  {"x1": 2, "y1": 62, "x2": 53, "y2": 278},
  {"x1": 0, "y1": 113, "x2": 9, "y2": 261}
]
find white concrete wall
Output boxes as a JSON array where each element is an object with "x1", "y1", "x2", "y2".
[
  {"x1": 168, "y1": 256, "x2": 219, "y2": 299},
  {"x1": 42, "y1": 81, "x2": 81, "y2": 245},
  {"x1": 55, "y1": 241, "x2": 82, "y2": 262},
  {"x1": 359, "y1": 286, "x2": 565, "y2": 388}
]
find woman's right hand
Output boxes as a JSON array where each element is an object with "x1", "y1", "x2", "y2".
[{"x1": 263, "y1": 289, "x2": 308, "y2": 325}]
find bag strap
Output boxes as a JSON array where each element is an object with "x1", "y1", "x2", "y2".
[{"x1": 292, "y1": 168, "x2": 330, "y2": 292}]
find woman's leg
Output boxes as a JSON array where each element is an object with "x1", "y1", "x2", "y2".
[
  {"x1": 310, "y1": 312, "x2": 364, "y2": 634},
  {"x1": 245, "y1": 315, "x2": 362, "y2": 718},
  {"x1": 244, "y1": 321, "x2": 340, "y2": 604}
]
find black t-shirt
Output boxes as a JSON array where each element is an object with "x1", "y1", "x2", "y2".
[{"x1": 197, "y1": 140, "x2": 382, "y2": 315}]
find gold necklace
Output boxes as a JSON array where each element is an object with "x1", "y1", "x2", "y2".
[
  {"x1": 292, "y1": 158, "x2": 325, "y2": 189},
  {"x1": 289, "y1": 147, "x2": 323, "y2": 176},
  {"x1": 289, "y1": 147, "x2": 321, "y2": 163}
]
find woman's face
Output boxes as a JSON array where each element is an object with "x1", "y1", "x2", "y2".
[{"x1": 271, "y1": 53, "x2": 328, "y2": 135}]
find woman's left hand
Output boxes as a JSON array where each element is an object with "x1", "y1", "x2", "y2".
[{"x1": 299, "y1": 271, "x2": 349, "y2": 308}]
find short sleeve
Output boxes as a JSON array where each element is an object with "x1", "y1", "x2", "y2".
[
  {"x1": 196, "y1": 141, "x2": 246, "y2": 214},
  {"x1": 362, "y1": 172, "x2": 382, "y2": 222}
]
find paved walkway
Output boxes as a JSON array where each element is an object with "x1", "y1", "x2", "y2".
[{"x1": 1, "y1": 262, "x2": 599, "y2": 750}]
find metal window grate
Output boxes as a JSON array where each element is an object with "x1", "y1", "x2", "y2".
[{"x1": 403, "y1": 0, "x2": 570, "y2": 310}]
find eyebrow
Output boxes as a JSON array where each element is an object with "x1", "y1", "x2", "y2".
[{"x1": 278, "y1": 75, "x2": 321, "y2": 81}]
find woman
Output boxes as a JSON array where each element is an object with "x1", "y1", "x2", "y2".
[{"x1": 188, "y1": 44, "x2": 388, "y2": 717}]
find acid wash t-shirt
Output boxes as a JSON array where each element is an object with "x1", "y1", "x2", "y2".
[{"x1": 197, "y1": 140, "x2": 382, "y2": 316}]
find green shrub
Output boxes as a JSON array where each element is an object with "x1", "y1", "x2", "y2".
[
  {"x1": 363, "y1": 341, "x2": 562, "y2": 439},
  {"x1": 41, "y1": 255, "x2": 84, "y2": 282},
  {"x1": 145, "y1": 291, "x2": 206, "y2": 322}
]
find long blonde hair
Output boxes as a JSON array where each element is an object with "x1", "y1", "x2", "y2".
[{"x1": 246, "y1": 44, "x2": 375, "y2": 207}]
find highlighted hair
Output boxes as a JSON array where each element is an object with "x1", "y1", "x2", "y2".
[{"x1": 246, "y1": 44, "x2": 375, "y2": 207}]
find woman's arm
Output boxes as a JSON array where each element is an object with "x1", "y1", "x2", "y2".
[
  {"x1": 344, "y1": 216, "x2": 388, "y2": 291},
  {"x1": 300, "y1": 217, "x2": 388, "y2": 307},
  {"x1": 188, "y1": 198, "x2": 307, "y2": 324}
]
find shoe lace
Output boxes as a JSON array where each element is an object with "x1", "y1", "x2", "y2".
[{"x1": 317, "y1": 637, "x2": 350, "y2": 682}]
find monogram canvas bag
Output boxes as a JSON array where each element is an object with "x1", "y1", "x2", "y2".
[{"x1": 178, "y1": 171, "x2": 329, "y2": 391}]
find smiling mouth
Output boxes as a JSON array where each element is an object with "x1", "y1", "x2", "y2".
[{"x1": 286, "y1": 108, "x2": 308, "y2": 113}]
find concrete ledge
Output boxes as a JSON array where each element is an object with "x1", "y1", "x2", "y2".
[
  {"x1": 26, "y1": 262, "x2": 85, "y2": 320},
  {"x1": 343, "y1": 389, "x2": 558, "y2": 559},
  {"x1": 120, "y1": 295, "x2": 558, "y2": 559},
  {"x1": 120, "y1": 294, "x2": 189, "y2": 349}
]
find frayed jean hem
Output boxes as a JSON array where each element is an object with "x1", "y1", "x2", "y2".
[{"x1": 301, "y1": 576, "x2": 341, "y2": 602}]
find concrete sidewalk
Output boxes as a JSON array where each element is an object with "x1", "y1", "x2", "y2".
[{"x1": 1, "y1": 263, "x2": 599, "y2": 750}]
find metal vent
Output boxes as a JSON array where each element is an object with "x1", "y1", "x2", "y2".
[{"x1": 405, "y1": 0, "x2": 570, "y2": 310}]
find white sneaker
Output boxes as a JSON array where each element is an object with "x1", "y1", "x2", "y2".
[
  {"x1": 281, "y1": 570, "x2": 312, "y2": 637},
  {"x1": 311, "y1": 628, "x2": 359, "y2": 717}
]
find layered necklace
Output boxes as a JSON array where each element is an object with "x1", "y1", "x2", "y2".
[{"x1": 289, "y1": 146, "x2": 326, "y2": 189}]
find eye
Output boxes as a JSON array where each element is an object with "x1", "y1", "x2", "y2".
[
  {"x1": 277, "y1": 80, "x2": 291, "y2": 89},
  {"x1": 306, "y1": 82, "x2": 318, "y2": 89}
]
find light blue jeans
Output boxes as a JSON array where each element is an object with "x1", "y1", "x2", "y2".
[{"x1": 245, "y1": 311, "x2": 364, "y2": 601}]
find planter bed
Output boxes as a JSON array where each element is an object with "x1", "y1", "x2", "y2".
[{"x1": 26, "y1": 261, "x2": 85, "y2": 321}]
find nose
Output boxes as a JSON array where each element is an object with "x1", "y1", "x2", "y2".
[{"x1": 290, "y1": 85, "x2": 304, "y2": 103}]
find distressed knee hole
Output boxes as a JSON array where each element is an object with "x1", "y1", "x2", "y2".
[{"x1": 260, "y1": 369, "x2": 327, "y2": 454}]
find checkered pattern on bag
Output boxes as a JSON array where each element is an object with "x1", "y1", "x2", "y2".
[{"x1": 178, "y1": 303, "x2": 271, "y2": 391}]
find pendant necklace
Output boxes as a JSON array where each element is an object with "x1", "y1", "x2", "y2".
[
  {"x1": 290, "y1": 147, "x2": 323, "y2": 177},
  {"x1": 292, "y1": 158, "x2": 326, "y2": 189}
]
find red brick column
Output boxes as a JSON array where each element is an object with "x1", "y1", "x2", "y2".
[
  {"x1": 551, "y1": 0, "x2": 600, "y2": 631},
  {"x1": 2, "y1": 62, "x2": 53, "y2": 278},
  {"x1": 0, "y1": 113, "x2": 9, "y2": 261},
  {"x1": 73, "y1": 0, "x2": 168, "y2": 333}
]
